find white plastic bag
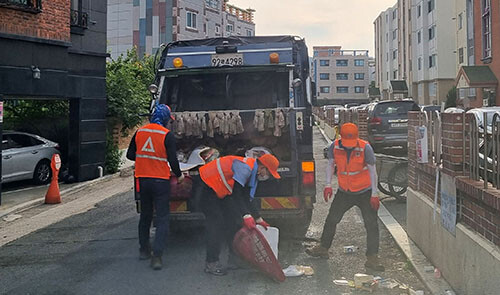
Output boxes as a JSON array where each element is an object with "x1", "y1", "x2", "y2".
[{"x1": 257, "y1": 225, "x2": 279, "y2": 259}]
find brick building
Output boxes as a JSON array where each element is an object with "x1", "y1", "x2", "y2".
[
  {"x1": 107, "y1": 0, "x2": 255, "y2": 59},
  {"x1": 0, "y1": 0, "x2": 108, "y2": 181}
]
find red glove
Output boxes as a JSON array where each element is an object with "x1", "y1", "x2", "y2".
[
  {"x1": 370, "y1": 196, "x2": 380, "y2": 211},
  {"x1": 243, "y1": 215, "x2": 256, "y2": 229},
  {"x1": 323, "y1": 186, "x2": 333, "y2": 202},
  {"x1": 256, "y1": 217, "x2": 270, "y2": 230}
]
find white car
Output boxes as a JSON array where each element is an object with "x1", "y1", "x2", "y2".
[{"x1": 2, "y1": 131, "x2": 60, "y2": 184}]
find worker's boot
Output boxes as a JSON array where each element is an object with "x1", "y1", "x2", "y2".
[
  {"x1": 205, "y1": 261, "x2": 227, "y2": 276},
  {"x1": 150, "y1": 256, "x2": 163, "y2": 270},
  {"x1": 139, "y1": 247, "x2": 151, "y2": 260},
  {"x1": 305, "y1": 245, "x2": 329, "y2": 259},
  {"x1": 365, "y1": 255, "x2": 385, "y2": 272}
]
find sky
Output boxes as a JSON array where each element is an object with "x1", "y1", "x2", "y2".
[{"x1": 229, "y1": 0, "x2": 397, "y2": 56}]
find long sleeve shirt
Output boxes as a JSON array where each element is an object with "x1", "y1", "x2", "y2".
[
  {"x1": 325, "y1": 140, "x2": 378, "y2": 195},
  {"x1": 126, "y1": 130, "x2": 182, "y2": 178},
  {"x1": 228, "y1": 159, "x2": 262, "y2": 218}
]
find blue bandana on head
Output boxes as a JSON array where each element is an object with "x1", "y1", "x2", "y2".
[{"x1": 150, "y1": 103, "x2": 171, "y2": 127}]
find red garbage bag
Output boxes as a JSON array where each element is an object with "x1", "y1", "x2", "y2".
[
  {"x1": 232, "y1": 227, "x2": 286, "y2": 282},
  {"x1": 169, "y1": 175, "x2": 192, "y2": 200}
]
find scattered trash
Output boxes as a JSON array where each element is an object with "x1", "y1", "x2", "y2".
[
  {"x1": 424, "y1": 266, "x2": 434, "y2": 273},
  {"x1": 333, "y1": 279, "x2": 350, "y2": 286},
  {"x1": 408, "y1": 289, "x2": 425, "y2": 295},
  {"x1": 2, "y1": 214, "x2": 22, "y2": 222},
  {"x1": 283, "y1": 265, "x2": 314, "y2": 277},
  {"x1": 343, "y1": 245, "x2": 358, "y2": 254},
  {"x1": 444, "y1": 290, "x2": 456, "y2": 295},
  {"x1": 379, "y1": 278, "x2": 400, "y2": 289},
  {"x1": 354, "y1": 273, "x2": 374, "y2": 288},
  {"x1": 434, "y1": 268, "x2": 441, "y2": 279}
]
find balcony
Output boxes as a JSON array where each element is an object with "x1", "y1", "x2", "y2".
[
  {"x1": 70, "y1": 8, "x2": 88, "y2": 34},
  {"x1": 0, "y1": 0, "x2": 42, "y2": 13}
]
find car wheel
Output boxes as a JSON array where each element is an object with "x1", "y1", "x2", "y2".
[{"x1": 33, "y1": 160, "x2": 52, "y2": 185}]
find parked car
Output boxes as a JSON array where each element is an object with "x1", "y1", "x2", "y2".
[
  {"x1": 2, "y1": 131, "x2": 60, "y2": 184},
  {"x1": 367, "y1": 100, "x2": 420, "y2": 151},
  {"x1": 466, "y1": 107, "x2": 500, "y2": 132},
  {"x1": 443, "y1": 107, "x2": 465, "y2": 114},
  {"x1": 421, "y1": 105, "x2": 442, "y2": 113}
]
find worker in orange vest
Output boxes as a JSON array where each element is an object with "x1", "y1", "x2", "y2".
[
  {"x1": 306, "y1": 123, "x2": 385, "y2": 271},
  {"x1": 126, "y1": 103, "x2": 183, "y2": 270},
  {"x1": 198, "y1": 153, "x2": 281, "y2": 276}
]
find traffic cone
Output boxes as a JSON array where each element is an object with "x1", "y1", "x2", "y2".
[{"x1": 45, "y1": 154, "x2": 61, "y2": 204}]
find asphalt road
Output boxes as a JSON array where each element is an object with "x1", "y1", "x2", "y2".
[{"x1": 0, "y1": 127, "x2": 425, "y2": 295}]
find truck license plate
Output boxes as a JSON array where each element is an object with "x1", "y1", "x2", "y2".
[{"x1": 211, "y1": 54, "x2": 243, "y2": 67}]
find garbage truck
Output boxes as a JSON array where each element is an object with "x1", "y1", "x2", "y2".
[{"x1": 146, "y1": 35, "x2": 316, "y2": 234}]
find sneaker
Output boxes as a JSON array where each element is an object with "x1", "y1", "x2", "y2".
[
  {"x1": 365, "y1": 255, "x2": 385, "y2": 272},
  {"x1": 139, "y1": 247, "x2": 151, "y2": 260},
  {"x1": 151, "y1": 256, "x2": 163, "y2": 270},
  {"x1": 305, "y1": 245, "x2": 329, "y2": 258},
  {"x1": 204, "y1": 262, "x2": 227, "y2": 276}
]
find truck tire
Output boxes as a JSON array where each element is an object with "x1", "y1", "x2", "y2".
[{"x1": 275, "y1": 209, "x2": 312, "y2": 239}]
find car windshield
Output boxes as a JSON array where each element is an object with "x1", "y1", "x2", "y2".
[{"x1": 375, "y1": 102, "x2": 419, "y2": 116}]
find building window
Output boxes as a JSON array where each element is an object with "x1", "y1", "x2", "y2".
[
  {"x1": 336, "y1": 59, "x2": 348, "y2": 66},
  {"x1": 393, "y1": 50, "x2": 397, "y2": 60},
  {"x1": 320, "y1": 60, "x2": 330, "y2": 66},
  {"x1": 458, "y1": 13, "x2": 463, "y2": 30},
  {"x1": 354, "y1": 59, "x2": 364, "y2": 66},
  {"x1": 226, "y1": 23, "x2": 234, "y2": 33},
  {"x1": 386, "y1": 32, "x2": 388, "y2": 42},
  {"x1": 0, "y1": 0, "x2": 42, "y2": 12},
  {"x1": 205, "y1": 0, "x2": 219, "y2": 9},
  {"x1": 393, "y1": 9, "x2": 397, "y2": 19},
  {"x1": 418, "y1": 57, "x2": 422, "y2": 70},
  {"x1": 215, "y1": 24, "x2": 221, "y2": 34},
  {"x1": 386, "y1": 72, "x2": 389, "y2": 80},
  {"x1": 393, "y1": 29, "x2": 397, "y2": 40},
  {"x1": 417, "y1": 5, "x2": 421, "y2": 17},
  {"x1": 393, "y1": 70, "x2": 397, "y2": 79},
  {"x1": 187, "y1": 11, "x2": 197, "y2": 29},
  {"x1": 320, "y1": 86, "x2": 330, "y2": 93},
  {"x1": 337, "y1": 87, "x2": 349, "y2": 93},
  {"x1": 482, "y1": 0, "x2": 491, "y2": 58},
  {"x1": 336, "y1": 73, "x2": 348, "y2": 80},
  {"x1": 319, "y1": 73, "x2": 330, "y2": 80},
  {"x1": 428, "y1": 0, "x2": 434, "y2": 13},
  {"x1": 429, "y1": 54, "x2": 436, "y2": 68},
  {"x1": 354, "y1": 73, "x2": 365, "y2": 80},
  {"x1": 459, "y1": 47, "x2": 464, "y2": 64},
  {"x1": 355, "y1": 86, "x2": 365, "y2": 94},
  {"x1": 417, "y1": 31, "x2": 421, "y2": 43},
  {"x1": 386, "y1": 53, "x2": 389, "y2": 61},
  {"x1": 428, "y1": 26, "x2": 435, "y2": 40},
  {"x1": 246, "y1": 29, "x2": 253, "y2": 36}
]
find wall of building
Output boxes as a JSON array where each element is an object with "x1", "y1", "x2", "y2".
[
  {"x1": 313, "y1": 47, "x2": 370, "y2": 104},
  {"x1": 107, "y1": 0, "x2": 133, "y2": 58},
  {"x1": 0, "y1": 0, "x2": 70, "y2": 42},
  {"x1": 455, "y1": 0, "x2": 469, "y2": 73}
]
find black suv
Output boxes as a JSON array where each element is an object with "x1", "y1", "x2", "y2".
[{"x1": 367, "y1": 100, "x2": 420, "y2": 151}]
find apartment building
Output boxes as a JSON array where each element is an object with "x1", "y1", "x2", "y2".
[
  {"x1": 374, "y1": 4, "x2": 399, "y2": 100},
  {"x1": 412, "y1": 0, "x2": 456, "y2": 105},
  {"x1": 107, "y1": 0, "x2": 255, "y2": 59},
  {"x1": 398, "y1": 0, "x2": 413, "y2": 97},
  {"x1": 312, "y1": 46, "x2": 371, "y2": 105}
]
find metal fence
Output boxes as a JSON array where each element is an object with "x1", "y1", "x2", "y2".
[
  {"x1": 468, "y1": 111, "x2": 500, "y2": 189},
  {"x1": 417, "y1": 111, "x2": 442, "y2": 167}
]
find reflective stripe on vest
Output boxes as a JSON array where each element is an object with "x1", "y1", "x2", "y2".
[
  {"x1": 339, "y1": 166, "x2": 368, "y2": 176},
  {"x1": 134, "y1": 123, "x2": 171, "y2": 180},
  {"x1": 199, "y1": 156, "x2": 256, "y2": 199}
]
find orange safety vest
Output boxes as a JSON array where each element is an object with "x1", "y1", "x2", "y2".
[
  {"x1": 199, "y1": 156, "x2": 256, "y2": 199},
  {"x1": 134, "y1": 123, "x2": 171, "y2": 180},
  {"x1": 333, "y1": 139, "x2": 371, "y2": 193}
]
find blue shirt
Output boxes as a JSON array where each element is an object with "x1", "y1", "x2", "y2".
[{"x1": 232, "y1": 159, "x2": 259, "y2": 199}]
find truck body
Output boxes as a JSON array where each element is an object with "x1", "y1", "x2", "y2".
[{"x1": 152, "y1": 36, "x2": 316, "y2": 230}]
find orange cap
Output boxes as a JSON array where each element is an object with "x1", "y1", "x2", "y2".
[
  {"x1": 258, "y1": 154, "x2": 281, "y2": 179},
  {"x1": 340, "y1": 123, "x2": 359, "y2": 148}
]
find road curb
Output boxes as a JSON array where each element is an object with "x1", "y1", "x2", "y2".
[
  {"x1": 314, "y1": 124, "x2": 454, "y2": 295},
  {"x1": 0, "y1": 166, "x2": 134, "y2": 219}
]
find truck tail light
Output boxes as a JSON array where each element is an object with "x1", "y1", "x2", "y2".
[
  {"x1": 370, "y1": 117, "x2": 382, "y2": 125},
  {"x1": 302, "y1": 161, "x2": 315, "y2": 187}
]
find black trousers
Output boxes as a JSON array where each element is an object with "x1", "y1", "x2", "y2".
[
  {"x1": 201, "y1": 184, "x2": 241, "y2": 263},
  {"x1": 320, "y1": 190, "x2": 380, "y2": 256},
  {"x1": 138, "y1": 177, "x2": 170, "y2": 257}
]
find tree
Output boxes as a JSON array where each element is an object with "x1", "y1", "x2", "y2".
[
  {"x1": 445, "y1": 86, "x2": 457, "y2": 109},
  {"x1": 106, "y1": 47, "x2": 156, "y2": 132}
]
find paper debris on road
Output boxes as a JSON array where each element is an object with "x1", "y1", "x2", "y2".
[
  {"x1": 283, "y1": 265, "x2": 314, "y2": 277},
  {"x1": 379, "y1": 278, "x2": 400, "y2": 289},
  {"x1": 333, "y1": 280, "x2": 350, "y2": 286},
  {"x1": 2, "y1": 214, "x2": 22, "y2": 222}
]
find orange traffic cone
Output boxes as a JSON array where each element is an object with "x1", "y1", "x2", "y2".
[{"x1": 45, "y1": 154, "x2": 61, "y2": 204}]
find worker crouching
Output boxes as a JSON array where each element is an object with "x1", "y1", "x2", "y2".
[{"x1": 199, "y1": 153, "x2": 281, "y2": 276}]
